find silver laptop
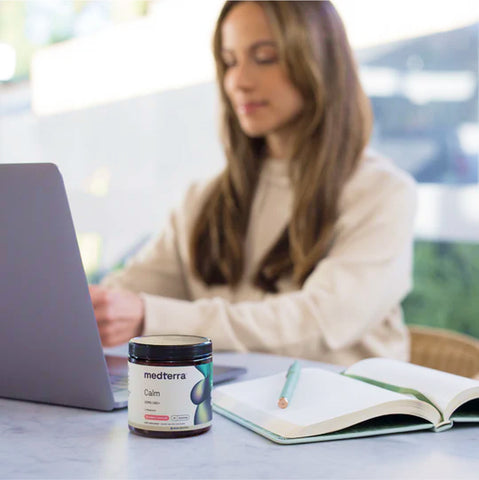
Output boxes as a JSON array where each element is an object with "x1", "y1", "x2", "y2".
[{"x1": 0, "y1": 163, "x2": 245, "y2": 411}]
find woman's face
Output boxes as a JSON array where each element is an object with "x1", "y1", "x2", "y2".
[{"x1": 221, "y1": 2, "x2": 304, "y2": 156}]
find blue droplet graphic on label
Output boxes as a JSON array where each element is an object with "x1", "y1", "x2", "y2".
[
  {"x1": 195, "y1": 363, "x2": 210, "y2": 378},
  {"x1": 191, "y1": 363, "x2": 212, "y2": 425},
  {"x1": 190, "y1": 378, "x2": 211, "y2": 404},
  {"x1": 194, "y1": 399, "x2": 212, "y2": 425}
]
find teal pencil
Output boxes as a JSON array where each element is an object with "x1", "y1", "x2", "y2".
[{"x1": 278, "y1": 361, "x2": 301, "y2": 408}]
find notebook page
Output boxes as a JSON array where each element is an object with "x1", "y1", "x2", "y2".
[
  {"x1": 345, "y1": 358, "x2": 479, "y2": 417},
  {"x1": 213, "y1": 367, "x2": 434, "y2": 437}
]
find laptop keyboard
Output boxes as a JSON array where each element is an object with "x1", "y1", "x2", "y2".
[{"x1": 109, "y1": 374, "x2": 128, "y2": 393}]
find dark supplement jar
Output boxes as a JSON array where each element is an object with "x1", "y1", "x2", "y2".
[{"x1": 128, "y1": 335, "x2": 212, "y2": 438}]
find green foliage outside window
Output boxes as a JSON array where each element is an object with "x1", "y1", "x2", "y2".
[{"x1": 403, "y1": 241, "x2": 479, "y2": 339}]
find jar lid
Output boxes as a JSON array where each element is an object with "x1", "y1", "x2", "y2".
[{"x1": 129, "y1": 335, "x2": 212, "y2": 361}]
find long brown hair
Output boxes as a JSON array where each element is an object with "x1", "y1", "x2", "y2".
[{"x1": 189, "y1": 1, "x2": 373, "y2": 292}]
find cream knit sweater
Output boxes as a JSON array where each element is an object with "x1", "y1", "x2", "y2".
[{"x1": 103, "y1": 152, "x2": 417, "y2": 366}]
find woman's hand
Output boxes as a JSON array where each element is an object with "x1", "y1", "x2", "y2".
[{"x1": 89, "y1": 285, "x2": 145, "y2": 347}]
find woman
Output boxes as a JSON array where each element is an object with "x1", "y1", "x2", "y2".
[{"x1": 90, "y1": 1, "x2": 417, "y2": 365}]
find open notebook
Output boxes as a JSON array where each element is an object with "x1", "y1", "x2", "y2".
[{"x1": 213, "y1": 358, "x2": 479, "y2": 444}]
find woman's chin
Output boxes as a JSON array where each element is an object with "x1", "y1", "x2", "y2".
[{"x1": 239, "y1": 124, "x2": 269, "y2": 138}]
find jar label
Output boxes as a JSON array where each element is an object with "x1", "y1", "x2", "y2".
[{"x1": 128, "y1": 362, "x2": 212, "y2": 432}]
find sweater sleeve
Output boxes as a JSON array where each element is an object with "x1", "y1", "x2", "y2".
[{"x1": 141, "y1": 163, "x2": 417, "y2": 357}]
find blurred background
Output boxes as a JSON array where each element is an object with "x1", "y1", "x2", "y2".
[{"x1": 1, "y1": 0, "x2": 478, "y2": 336}]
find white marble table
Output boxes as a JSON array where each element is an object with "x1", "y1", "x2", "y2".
[{"x1": 1, "y1": 352, "x2": 478, "y2": 479}]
